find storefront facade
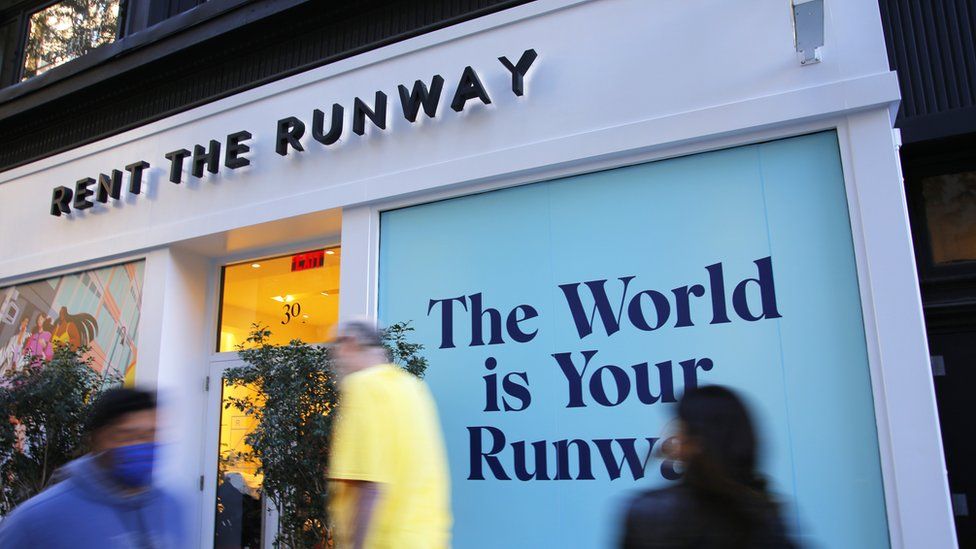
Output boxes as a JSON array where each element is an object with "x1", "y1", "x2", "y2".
[{"x1": 0, "y1": 0, "x2": 958, "y2": 547}]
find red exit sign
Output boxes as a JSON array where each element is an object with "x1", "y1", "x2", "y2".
[{"x1": 291, "y1": 250, "x2": 325, "y2": 272}]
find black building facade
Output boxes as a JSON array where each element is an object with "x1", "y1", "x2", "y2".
[
  {"x1": 0, "y1": 0, "x2": 530, "y2": 171},
  {"x1": 879, "y1": 1, "x2": 976, "y2": 545},
  {"x1": 0, "y1": 0, "x2": 969, "y2": 547}
]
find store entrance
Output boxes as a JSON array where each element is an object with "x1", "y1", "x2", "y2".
[
  {"x1": 928, "y1": 323, "x2": 976, "y2": 548},
  {"x1": 206, "y1": 356, "x2": 276, "y2": 549},
  {"x1": 203, "y1": 245, "x2": 341, "y2": 548}
]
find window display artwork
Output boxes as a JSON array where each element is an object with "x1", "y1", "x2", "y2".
[
  {"x1": 0, "y1": 261, "x2": 144, "y2": 385},
  {"x1": 379, "y1": 132, "x2": 889, "y2": 548}
]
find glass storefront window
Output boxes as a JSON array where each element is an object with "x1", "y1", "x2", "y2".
[
  {"x1": 0, "y1": 260, "x2": 143, "y2": 382},
  {"x1": 378, "y1": 132, "x2": 890, "y2": 547},
  {"x1": 922, "y1": 170, "x2": 976, "y2": 265},
  {"x1": 21, "y1": 0, "x2": 122, "y2": 81},
  {"x1": 217, "y1": 246, "x2": 341, "y2": 350}
]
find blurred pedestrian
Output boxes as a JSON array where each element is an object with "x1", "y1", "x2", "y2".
[
  {"x1": 620, "y1": 385, "x2": 795, "y2": 548},
  {"x1": 328, "y1": 320, "x2": 451, "y2": 549},
  {"x1": 0, "y1": 387, "x2": 185, "y2": 548}
]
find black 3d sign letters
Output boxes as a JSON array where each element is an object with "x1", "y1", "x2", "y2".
[
  {"x1": 192, "y1": 140, "x2": 222, "y2": 178},
  {"x1": 499, "y1": 49, "x2": 538, "y2": 96},
  {"x1": 312, "y1": 105, "x2": 344, "y2": 145},
  {"x1": 72, "y1": 178, "x2": 95, "y2": 211},
  {"x1": 50, "y1": 130, "x2": 255, "y2": 217},
  {"x1": 50, "y1": 186, "x2": 72, "y2": 216},
  {"x1": 50, "y1": 49, "x2": 538, "y2": 217},
  {"x1": 225, "y1": 131, "x2": 252, "y2": 169},
  {"x1": 274, "y1": 50, "x2": 536, "y2": 157},
  {"x1": 451, "y1": 66, "x2": 492, "y2": 112},
  {"x1": 352, "y1": 91, "x2": 388, "y2": 136},
  {"x1": 399, "y1": 75, "x2": 445, "y2": 122},
  {"x1": 126, "y1": 161, "x2": 150, "y2": 194},
  {"x1": 96, "y1": 170, "x2": 123, "y2": 203},
  {"x1": 276, "y1": 117, "x2": 305, "y2": 156},
  {"x1": 164, "y1": 149, "x2": 191, "y2": 184}
]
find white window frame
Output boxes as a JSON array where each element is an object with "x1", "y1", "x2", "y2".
[{"x1": 338, "y1": 113, "x2": 955, "y2": 549}]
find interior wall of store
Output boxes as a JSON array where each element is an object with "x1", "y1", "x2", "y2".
[{"x1": 0, "y1": 0, "x2": 956, "y2": 547}]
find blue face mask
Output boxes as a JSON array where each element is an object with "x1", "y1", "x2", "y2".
[{"x1": 107, "y1": 442, "x2": 156, "y2": 488}]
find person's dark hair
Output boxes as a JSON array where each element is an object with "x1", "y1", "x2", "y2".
[
  {"x1": 677, "y1": 385, "x2": 771, "y2": 546},
  {"x1": 88, "y1": 388, "x2": 157, "y2": 433},
  {"x1": 335, "y1": 320, "x2": 384, "y2": 349}
]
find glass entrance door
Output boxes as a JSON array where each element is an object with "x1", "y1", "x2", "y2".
[
  {"x1": 214, "y1": 372, "x2": 265, "y2": 549},
  {"x1": 204, "y1": 245, "x2": 341, "y2": 548},
  {"x1": 204, "y1": 357, "x2": 278, "y2": 549}
]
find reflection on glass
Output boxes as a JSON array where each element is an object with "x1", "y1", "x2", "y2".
[
  {"x1": 215, "y1": 381, "x2": 264, "y2": 549},
  {"x1": 218, "y1": 247, "x2": 341, "y2": 352},
  {"x1": 922, "y1": 171, "x2": 976, "y2": 265},
  {"x1": 22, "y1": 0, "x2": 121, "y2": 80}
]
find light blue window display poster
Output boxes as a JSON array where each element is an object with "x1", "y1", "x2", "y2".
[{"x1": 378, "y1": 131, "x2": 889, "y2": 548}]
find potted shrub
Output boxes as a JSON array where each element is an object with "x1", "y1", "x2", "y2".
[{"x1": 0, "y1": 345, "x2": 120, "y2": 516}]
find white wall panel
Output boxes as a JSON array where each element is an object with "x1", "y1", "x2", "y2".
[{"x1": 1, "y1": 0, "x2": 895, "y2": 279}]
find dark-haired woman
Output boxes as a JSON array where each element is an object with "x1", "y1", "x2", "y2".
[
  {"x1": 51, "y1": 306, "x2": 97, "y2": 350},
  {"x1": 23, "y1": 313, "x2": 53, "y2": 363},
  {"x1": 620, "y1": 385, "x2": 796, "y2": 548}
]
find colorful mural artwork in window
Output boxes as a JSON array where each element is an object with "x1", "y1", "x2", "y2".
[{"x1": 0, "y1": 261, "x2": 144, "y2": 386}]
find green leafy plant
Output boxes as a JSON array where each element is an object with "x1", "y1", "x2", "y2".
[
  {"x1": 223, "y1": 321, "x2": 428, "y2": 548},
  {"x1": 0, "y1": 345, "x2": 120, "y2": 515},
  {"x1": 381, "y1": 321, "x2": 429, "y2": 378}
]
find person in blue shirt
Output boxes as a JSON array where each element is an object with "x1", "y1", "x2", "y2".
[{"x1": 0, "y1": 387, "x2": 185, "y2": 548}]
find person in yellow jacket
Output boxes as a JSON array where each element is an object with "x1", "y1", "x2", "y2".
[{"x1": 328, "y1": 320, "x2": 452, "y2": 549}]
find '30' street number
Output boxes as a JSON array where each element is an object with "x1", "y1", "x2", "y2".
[{"x1": 282, "y1": 303, "x2": 302, "y2": 325}]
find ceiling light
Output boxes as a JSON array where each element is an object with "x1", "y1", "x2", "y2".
[
  {"x1": 321, "y1": 292, "x2": 329, "y2": 296},
  {"x1": 271, "y1": 296, "x2": 284, "y2": 302},
  {"x1": 302, "y1": 314, "x2": 309, "y2": 319},
  {"x1": 284, "y1": 295, "x2": 295, "y2": 303},
  {"x1": 325, "y1": 250, "x2": 335, "y2": 255},
  {"x1": 251, "y1": 263, "x2": 261, "y2": 268}
]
